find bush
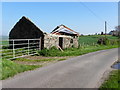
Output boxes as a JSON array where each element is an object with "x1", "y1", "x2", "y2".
[
  {"x1": 2, "y1": 46, "x2": 9, "y2": 49},
  {"x1": 38, "y1": 48, "x2": 49, "y2": 56},
  {"x1": 50, "y1": 46, "x2": 58, "y2": 50},
  {"x1": 38, "y1": 46, "x2": 59, "y2": 56},
  {"x1": 97, "y1": 37, "x2": 108, "y2": 45},
  {"x1": 109, "y1": 39, "x2": 118, "y2": 45},
  {"x1": 97, "y1": 37, "x2": 118, "y2": 45}
]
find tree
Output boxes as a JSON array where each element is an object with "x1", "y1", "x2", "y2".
[
  {"x1": 115, "y1": 25, "x2": 120, "y2": 31},
  {"x1": 101, "y1": 32, "x2": 104, "y2": 35},
  {"x1": 114, "y1": 25, "x2": 120, "y2": 37}
]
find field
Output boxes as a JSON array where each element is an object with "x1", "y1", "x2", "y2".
[
  {"x1": 0, "y1": 36, "x2": 9, "y2": 45},
  {"x1": 78, "y1": 35, "x2": 118, "y2": 45}
]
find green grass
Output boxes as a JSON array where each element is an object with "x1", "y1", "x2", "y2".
[
  {"x1": 0, "y1": 58, "x2": 41, "y2": 80},
  {"x1": 79, "y1": 35, "x2": 98, "y2": 45},
  {"x1": 100, "y1": 70, "x2": 120, "y2": 89},
  {"x1": 0, "y1": 35, "x2": 9, "y2": 45},
  {"x1": 38, "y1": 45, "x2": 118, "y2": 57},
  {"x1": 0, "y1": 57, "x2": 65, "y2": 80},
  {"x1": 78, "y1": 35, "x2": 118, "y2": 45},
  {"x1": 1, "y1": 41, "x2": 9, "y2": 45},
  {"x1": 15, "y1": 58, "x2": 66, "y2": 62},
  {"x1": 1, "y1": 48, "x2": 37, "y2": 59}
]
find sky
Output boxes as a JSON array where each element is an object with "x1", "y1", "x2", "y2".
[
  {"x1": 118, "y1": 2, "x2": 120, "y2": 25},
  {"x1": 1, "y1": 0, "x2": 119, "y2": 2},
  {"x1": 1, "y1": 2, "x2": 118, "y2": 36}
]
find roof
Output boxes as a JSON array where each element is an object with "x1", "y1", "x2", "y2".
[
  {"x1": 9, "y1": 16, "x2": 45, "y2": 39},
  {"x1": 51, "y1": 24, "x2": 79, "y2": 36},
  {"x1": 21, "y1": 16, "x2": 45, "y2": 33},
  {"x1": 45, "y1": 33, "x2": 73, "y2": 38}
]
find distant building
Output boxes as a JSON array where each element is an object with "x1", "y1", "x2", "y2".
[{"x1": 109, "y1": 30, "x2": 119, "y2": 36}]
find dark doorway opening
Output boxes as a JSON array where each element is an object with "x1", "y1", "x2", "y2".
[
  {"x1": 59, "y1": 37, "x2": 63, "y2": 49},
  {"x1": 41, "y1": 36, "x2": 44, "y2": 50}
]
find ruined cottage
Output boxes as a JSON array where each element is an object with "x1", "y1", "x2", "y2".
[
  {"x1": 50, "y1": 24, "x2": 79, "y2": 48},
  {"x1": 9, "y1": 16, "x2": 79, "y2": 49},
  {"x1": 44, "y1": 33, "x2": 78, "y2": 49}
]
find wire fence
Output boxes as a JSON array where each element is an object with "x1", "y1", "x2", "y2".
[{"x1": 1, "y1": 38, "x2": 41, "y2": 60}]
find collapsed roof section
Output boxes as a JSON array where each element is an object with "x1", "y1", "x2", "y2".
[{"x1": 51, "y1": 24, "x2": 80, "y2": 37}]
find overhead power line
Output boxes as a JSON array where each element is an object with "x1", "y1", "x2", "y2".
[{"x1": 79, "y1": 2, "x2": 114, "y2": 31}]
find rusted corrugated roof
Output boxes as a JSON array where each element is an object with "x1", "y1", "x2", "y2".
[{"x1": 51, "y1": 24, "x2": 79, "y2": 36}]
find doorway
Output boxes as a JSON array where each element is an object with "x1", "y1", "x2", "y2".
[{"x1": 59, "y1": 37, "x2": 63, "y2": 49}]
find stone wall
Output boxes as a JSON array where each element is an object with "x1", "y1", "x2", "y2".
[
  {"x1": 73, "y1": 38, "x2": 79, "y2": 48},
  {"x1": 44, "y1": 34, "x2": 59, "y2": 49},
  {"x1": 63, "y1": 37, "x2": 72, "y2": 48},
  {"x1": 44, "y1": 34, "x2": 78, "y2": 49},
  {"x1": 63, "y1": 37, "x2": 78, "y2": 48}
]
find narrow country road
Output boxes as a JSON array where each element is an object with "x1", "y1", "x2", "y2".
[{"x1": 2, "y1": 48, "x2": 118, "y2": 88}]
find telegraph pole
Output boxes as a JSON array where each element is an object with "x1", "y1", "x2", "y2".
[{"x1": 105, "y1": 21, "x2": 107, "y2": 38}]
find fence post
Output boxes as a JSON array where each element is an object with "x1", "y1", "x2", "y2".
[
  {"x1": 13, "y1": 40, "x2": 15, "y2": 58},
  {"x1": 28, "y1": 39, "x2": 29, "y2": 55}
]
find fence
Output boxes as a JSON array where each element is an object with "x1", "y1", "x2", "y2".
[{"x1": 1, "y1": 38, "x2": 41, "y2": 60}]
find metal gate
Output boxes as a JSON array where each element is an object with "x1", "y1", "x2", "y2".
[{"x1": 1, "y1": 38, "x2": 41, "y2": 60}]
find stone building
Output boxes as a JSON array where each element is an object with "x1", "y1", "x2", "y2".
[
  {"x1": 9, "y1": 16, "x2": 79, "y2": 49},
  {"x1": 109, "y1": 30, "x2": 119, "y2": 36},
  {"x1": 50, "y1": 24, "x2": 79, "y2": 49},
  {"x1": 44, "y1": 33, "x2": 78, "y2": 49}
]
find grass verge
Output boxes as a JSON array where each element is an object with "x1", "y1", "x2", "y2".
[
  {"x1": 1, "y1": 57, "x2": 66, "y2": 80},
  {"x1": 0, "y1": 58, "x2": 41, "y2": 80},
  {"x1": 100, "y1": 70, "x2": 120, "y2": 89},
  {"x1": 15, "y1": 58, "x2": 66, "y2": 62},
  {"x1": 38, "y1": 45, "x2": 118, "y2": 57}
]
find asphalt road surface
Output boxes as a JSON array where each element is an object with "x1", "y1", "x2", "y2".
[{"x1": 2, "y1": 48, "x2": 118, "y2": 88}]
